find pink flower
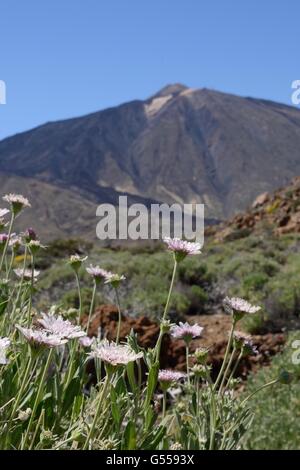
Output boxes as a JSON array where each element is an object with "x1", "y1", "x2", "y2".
[
  {"x1": 0, "y1": 337, "x2": 10, "y2": 365},
  {"x1": 233, "y1": 331, "x2": 258, "y2": 356},
  {"x1": 171, "y1": 322, "x2": 203, "y2": 344},
  {"x1": 90, "y1": 340, "x2": 143, "y2": 367},
  {"x1": 163, "y1": 237, "x2": 201, "y2": 261},
  {"x1": 158, "y1": 369, "x2": 186, "y2": 383},
  {"x1": 37, "y1": 313, "x2": 85, "y2": 339},
  {"x1": 79, "y1": 336, "x2": 94, "y2": 348},
  {"x1": 86, "y1": 265, "x2": 112, "y2": 283},
  {"x1": 0, "y1": 234, "x2": 8, "y2": 246},
  {"x1": 223, "y1": 297, "x2": 261, "y2": 315},
  {"x1": 16, "y1": 325, "x2": 67, "y2": 349}
]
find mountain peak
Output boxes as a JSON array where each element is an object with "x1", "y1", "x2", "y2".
[{"x1": 151, "y1": 83, "x2": 189, "y2": 99}]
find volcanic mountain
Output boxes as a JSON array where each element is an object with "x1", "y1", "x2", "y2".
[{"x1": 1, "y1": 83, "x2": 300, "y2": 239}]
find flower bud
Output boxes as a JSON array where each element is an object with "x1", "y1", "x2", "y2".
[
  {"x1": 18, "y1": 408, "x2": 32, "y2": 422},
  {"x1": 194, "y1": 347, "x2": 209, "y2": 364},
  {"x1": 68, "y1": 254, "x2": 87, "y2": 273},
  {"x1": 278, "y1": 369, "x2": 293, "y2": 385}
]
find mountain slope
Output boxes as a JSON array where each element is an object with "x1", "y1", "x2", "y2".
[{"x1": 1, "y1": 83, "x2": 300, "y2": 238}]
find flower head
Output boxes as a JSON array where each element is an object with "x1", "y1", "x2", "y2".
[
  {"x1": 79, "y1": 336, "x2": 94, "y2": 348},
  {"x1": 69, "y1": 254, "x2": 87, "y2": 273},
  {"x1": 23, "y1": 228, "x2": 37, "y2": 243},
  {"x1": 90, "y1": 340, "x2": 143, "y2": 368},
  {"x1": 233, "y1": 331, "x2": 258, "y2": 356},
  {"x1": 14, "y1": 268, "x2": 40, "y2": 282},
  {"x1": 223, "y1": 297, "x2": 261, "y2": 321},
  {"x1": 0, "y1": 233, "x2": 8, "y2": 250},
  {"x1": 104, "y1": 272, "x2": 126, "y2": 288},
  {"x1": 0, "y1": 208, "x2": 9, "y2": 218},
  {"x1": 163, "y1": 237, "x2": 201, "y2": 262},
  {"x1": 37, "y1": 313, "x2": 85, "y2": 339},
  {"x1": 86, "y1": 265, "x2": 112, "y2": 284},
  {"x1": 27, "y1": 239, "x2": 45, "y2": 255},
  {"x1": 3, "y1": 194, "x2": 30, "y2": 215},
  {"x1": 16, "y1": 325, "x2": 67, "y2": 350},
  {"x1": 9, "y1": 235, "x2": 23, "y2": 252},
  {"x1": 171, "y1": 322, "x2": 203, "y2": 344},
  {"x1": 158, "y1": 369, "x2": 186, "y2": 384},
  {"x1": 0, "y1": 337, "x2": 10, "y2": 365}
]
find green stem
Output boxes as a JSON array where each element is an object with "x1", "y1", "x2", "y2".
[
  {"x1": 6, "y1": 354, "x2": 33, "y2": 445},
  {"x1": 186, "y1": 344, "x2": 190, "y2": 386},
  {"x1": 27, "y1": 254, "x2": 35, "y2": 326},
  {"x1": 86, "y1": 281, "x2": 97, "y2": 334},
  {"x1": 240, "y1": 378, "x2": 279, "y2": 407},
  {"x1": 0, "y1": 212, "x2": 15, "y2": 273},
  {"x1": 214, "y1": 321, "x2": 236, "y2": 391},
  {"x1": 204, "y1": 364, "x2": 217, "y2": 450},
  {"x1": 228, "y1": 350, "x2": 243, "y2": 384},
  {"x1": 21, "y1": 349, "x2": 53, "y2": 449},
  {"x1": 155, "y1": 258, "x2": 177, "y2": 361},
  {"x1": 218, "y1": 347, "x2": 236, "y2": 396},
  {"x1": 83, "y1": 374, "x2": 110, "y2": 450},
  {"x1": 162, "y1": 390, "x2": 167, "y2": 418},
  {"x1": 115, "y1": 288, "x2": 122, "y2": 344},
  {"x1": 75, "y1": 273, "x2": 83, "y2": 325}
]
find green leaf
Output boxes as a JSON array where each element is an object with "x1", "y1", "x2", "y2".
[
  {"x1": 122, "y1": 421, "x2": 136, "y2": 450},
  {"x1": 144, "y1": 361, "x2": 159, "y2": 410},
  {"x1": 110, "y1": 386, "x2": 121, "y2": 426},
  {"x1": 126, "y1": 361, "x2": 137, "y2": 393},
  {"x1": 61, "y1": 377, "x2": 80, "y2": 415}
]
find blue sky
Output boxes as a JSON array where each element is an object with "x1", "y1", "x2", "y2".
[{"x1": 0, "y1": 0, "x2": 299, "y2": 140}]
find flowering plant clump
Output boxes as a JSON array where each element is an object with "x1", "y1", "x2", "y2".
[{"x1": 0, "y1": 194, "x2": 284, "y2": 450}]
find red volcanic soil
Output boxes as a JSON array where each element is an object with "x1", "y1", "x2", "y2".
[{"x1": 83, "y1": 305, "x2": 286, "y2": 380}]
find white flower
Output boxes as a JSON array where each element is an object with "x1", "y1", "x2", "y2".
[
  {"x1": 0, "y1": 337, "x2": 10, "y2": 365},
  {"x1": 9, "y1": 235, "x2": 23, "y2": 250},
  {"x1": 69, "y1": 254, "x2": 88, "y2": 272},
  {"x1": 90, "y1": 340, "x2": 143, "y2": 366},
  {"x1": 14, "y1": 268, "x2": 40, "y2": 281},
  {"x1": 104, "y1": 272, "x2": 126, "y2": 287},
  {"x1": 0, "y1": 208, "x2": 9, "y2": 218},
  {"x1": 37, "y1": 313, "x2": 85, "y2": 339},
  {"x1": 3, "y1": 194, "x2": 30, "y2": 214},
  {"x1": 16, "y1": 325, "x2": 67, "y2": 349}
]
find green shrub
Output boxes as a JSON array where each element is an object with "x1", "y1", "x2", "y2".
[
  {"x1": 186, "y1": 285, "x2": 209, "y2": 314},
  {"x1": 243, "y1": 332, "x2": 300, "y2": 449},
  {"x1": 242, "y1": 272, "x2": 268, "y2": 292}
]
